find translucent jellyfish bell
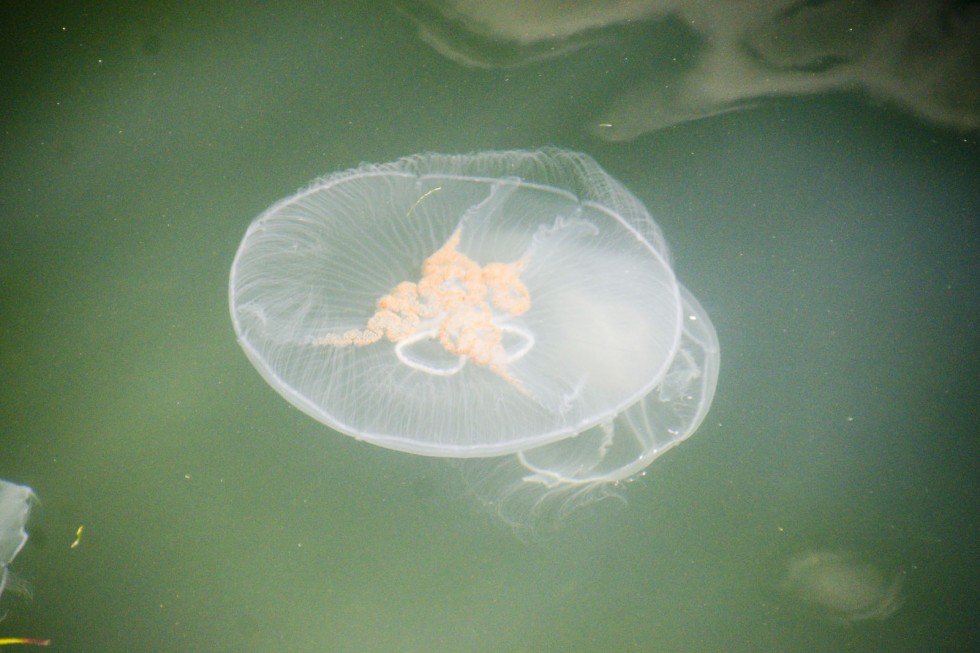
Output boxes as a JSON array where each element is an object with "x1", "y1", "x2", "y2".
[
  {"x1": 230, "y1": 148, "x2": 720, "y2": 527},
  {"x1": 782, "y1": 551, "x2": 905, "y2": 623},
  {"x1": 0, "y1": 479, "x2": 35, "y2": 602},
  {"x1": 462, "y1": 284, "x2": 719, "y2": 531}
]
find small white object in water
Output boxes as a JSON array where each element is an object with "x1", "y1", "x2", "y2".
[{"x1": 0, "y1": 479, "x2": 35, "y2": 603}]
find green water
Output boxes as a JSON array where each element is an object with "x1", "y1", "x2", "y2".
[{"x1": 1, "y1": 2, "x2": 977, "y2": 651}]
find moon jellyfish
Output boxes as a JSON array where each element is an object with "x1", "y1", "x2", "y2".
[
  {"x1": 0, "y1": 479, "x2": 35, "y2": 603},
  {"x1": 230, "y1": 148, "x2": 719, "y2": 530},
  {"x1": 782, "y1": 550, "x2": 905, "y2": 624}
]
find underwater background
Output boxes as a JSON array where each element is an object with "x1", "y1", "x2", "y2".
[{"x1": 1, "y1": 1, "x2": 977, "y2": 651}]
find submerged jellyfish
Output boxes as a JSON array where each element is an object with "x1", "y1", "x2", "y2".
[
  {"x1": 230, "y1": 148, "x2": 719, "y2": 528},
  {"x1": 0, "y1": 479, "x2": 35, "y2": 603},
  {"x1": 782, "y1": 550, "x2": 905, "y2": 623}
]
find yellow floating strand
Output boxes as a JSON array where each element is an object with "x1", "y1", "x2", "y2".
[
  {"x1": 70, "y1": 524, "x2": 83, "y2": 549},
  {"x1": 0, "y1": 638, "x2": 51, "y2": 646},
  {"x1": 406, "y1": 186, "x2": 442, "y2": 217}
]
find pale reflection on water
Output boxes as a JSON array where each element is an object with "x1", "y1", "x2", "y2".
[{"x1": 404, "y1": 0, "x2": 979, "y2": 139}]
